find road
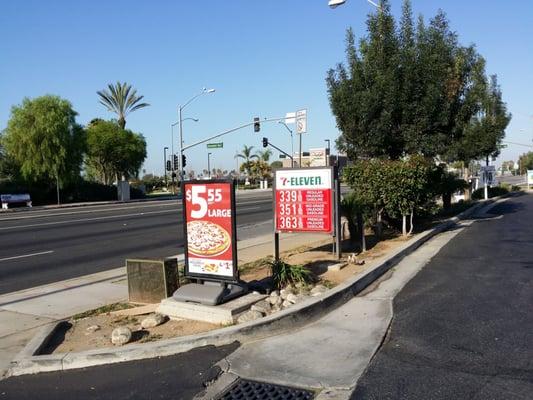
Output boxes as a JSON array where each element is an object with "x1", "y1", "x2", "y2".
[
  {"x1": 0, "y1": 191, "x2": 273, "y2": 295},
  {"x1": 353, "y1": 193, "x2": 533, "y2": 399}
]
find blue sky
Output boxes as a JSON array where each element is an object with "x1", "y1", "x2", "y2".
[{"x1": 1, "y1": 0, "x2": 532, "y2": 175}]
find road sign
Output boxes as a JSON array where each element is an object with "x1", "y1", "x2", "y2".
[
  {"x1": 274, "y1": 167, "x2": 333, "y2": 233},
  {"x1": 183, "y1": 180, "x2": 238, "y2": 282},
  {"x1": 527, "y1": 170, "x2": 533, "y2": 188},
  {"x1": 480, "y1": 165, "x2": 496, "y2": 186},
  {"x1": 207, "y1": 142, "x2": 223, "y2": 149},
  {"x1": 296, "y1": 109, "x2": 307, "y2": 134}
]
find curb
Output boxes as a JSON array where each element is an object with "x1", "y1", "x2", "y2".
[{"x1": 6, "y1": 197, "x2": 505, "y2": 377}]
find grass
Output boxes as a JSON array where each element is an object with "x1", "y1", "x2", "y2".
[
  {"x1": 239, "y1": 256, "x2": 273, "y2": 275},
  {"x1": 72, "y1": 302, "x2": 133, "y2": 320}
]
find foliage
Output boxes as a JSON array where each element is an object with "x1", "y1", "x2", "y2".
[
  {"x1": 258, "y1": 149, "x2": 272, "y2": 162},
  {"x1": 270, "y1": 160, "x2": 283, "y2": 169},
  {"x1": 140, "y1": 174, "x2": 166, "y2": 193},
  {"x1": 97, "y1": 82, "x2": 149, "y2": 129},
  {"x1": 518, "y1": 152, "x2": 533, "y2": 174},
  {"x1": 250, "y1": 160, "x2": 271, "y2": 180},
  {"x1": 472, "y1": 186, "x2": 509, "y2": 200},
  {"x1": 430, "y1": 165, "x2": 469, "y2": 209},
  {"x1": 1, "y1": 95, "x2": 86, "y2": 185},
  {"x1": 85, "y1": 120, "x2": 147, "y2": 184},
  {"x1": 236, "y1": 145, "x2": 259, "y2": 178},
  {"x1": 326, "y1": 0, "x2": 508, "y2": 163},
  {"x1": 268, "y1": 259, "x2": 313, "y2": 289}
]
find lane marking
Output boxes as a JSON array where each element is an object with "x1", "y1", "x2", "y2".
[
  {"x1": 0, "y1": 250, "x2": 54, "y2": 262},
  {"x1": 0, "y1": 204, "x2": 272, "y2": 232},
  {"x1": 0, "y1": 198, "x2": 272, "y2": 222}
]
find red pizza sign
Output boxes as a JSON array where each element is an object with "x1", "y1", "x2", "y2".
[
  {"x1": 183, "y1": 180, "x2": 238, "y2": 281},
  {"x1": 274, "y1": 167, "x2": 333, "y2": 233}
]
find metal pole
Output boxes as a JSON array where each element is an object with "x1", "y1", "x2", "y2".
[
  {"x1": 164, "y1": 147, "x2": 168, "y2": 187},
  {"x1": 335, "y1": 172, "x2": 341, "y2": 260},
  {"x1": 178, "y1": 106, "x2": 184, "y2": 185},
  {"x1": 299, "y1": 133, "x2": 302, "y2": 167},
  {"x1": 274, "y1": 232, "x2": 280, "y2": 262},
  {"x1": 325, "y1": 139, "x2": 330, "y2": 166},
  {"x1": 171, "y1": 124, "x2": 175, "y2": 171},
  {"x1": 208, "y1": 153, "x2": 212, "y2": 178}
]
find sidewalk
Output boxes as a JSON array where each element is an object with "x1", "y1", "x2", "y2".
[
  {"x1": 0, "y1": 230, "x2": 330, "y2": 379},
  {"x1": 203, "y1": 221, "x2": 475, "y2": 399}
]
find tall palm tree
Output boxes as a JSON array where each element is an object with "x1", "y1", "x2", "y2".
[
  {"x1": 235, "y1": 145, "x2": 259, "y2": 177},
  {"x1": 258, "y1": 149, "x2": 272, "y2": 163},
  {"x1": 97, "y1": 82, "x2": 149, "y2": 129}
]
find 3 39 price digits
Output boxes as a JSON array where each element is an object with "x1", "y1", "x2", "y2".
[{"x1": 279, "y1": 190, "x2": 297, "y2": 202}]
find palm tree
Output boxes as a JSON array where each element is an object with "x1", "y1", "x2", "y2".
[
  {"x1": 258, "y1": 149, "x2": 272, "y2": 163},
  {"x1": 235, "y1": 145, "x2": 259, "y2": 178},
  {"x1": 97, "y1": 82, "x2": 150, "y2": 129}
]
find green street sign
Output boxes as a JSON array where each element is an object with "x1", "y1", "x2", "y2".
[{"x1": 207, "y1": 142, "x2": 223, "y2": 149}]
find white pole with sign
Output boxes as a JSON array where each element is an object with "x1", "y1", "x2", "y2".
[{"x1": 296, "y1": 109, "x2": 307, "y2": 167}]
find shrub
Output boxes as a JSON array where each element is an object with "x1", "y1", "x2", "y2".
[{"x1": 268, "y1": 260, "x2": 313, "y2": 289}]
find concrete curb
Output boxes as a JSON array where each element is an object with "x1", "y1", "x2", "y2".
[{"x1": 7, "y1": 197, "x2": 503, "y2": 377}]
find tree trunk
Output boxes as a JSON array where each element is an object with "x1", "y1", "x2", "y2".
[
  {"x1": 357, "y1": 212, "x2": 366, "y2": 252},
  {"x1": 402, "y1": 215, "x2": 407, "y2": 236},
  {"x1": 408, "y1": 211, "x2": 414, "y2": 235},
  {"x1": 375, "y1": 209, "x2": 383, "y2": 239}
]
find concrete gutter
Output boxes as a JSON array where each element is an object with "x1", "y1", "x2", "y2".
[{"x1": 7, "y1": 197, "x2": 505, "y2": 377}]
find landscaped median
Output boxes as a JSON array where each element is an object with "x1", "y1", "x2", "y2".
[{"x1": 7, "y1": 195, "x2": 515, "y2": 377}]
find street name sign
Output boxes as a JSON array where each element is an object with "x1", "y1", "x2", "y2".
[
  {"x1": 274, "y1": 167, "x2": 333, "y2": 233},
  {"x1": 207, "y1": 142, "x2": 223, "y2": 149},
  {"x1": 182, "y1": 180, "x2": 238, "y2": 282}
]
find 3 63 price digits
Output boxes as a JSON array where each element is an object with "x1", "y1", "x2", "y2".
[
  {"x1": 278, "y1": 216, "x2": 302, "y2": 230},
  {"x1": 186, "y1": 186, "x2": 223, "y2": 219}
]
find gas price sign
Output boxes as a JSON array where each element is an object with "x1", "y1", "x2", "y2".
[
  {"x1": 274, "y1": 167, "x2": 334, "y2": 233},
  {"x1": 183, "y1": 180, "x2": 238, "y2": 282}
]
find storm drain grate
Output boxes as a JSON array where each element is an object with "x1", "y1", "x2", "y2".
[{"x1": 216, "y1": 378, "x2": 314, "y2": 400}]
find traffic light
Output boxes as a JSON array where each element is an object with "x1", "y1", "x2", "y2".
[
  {"x1": 173, "y1": 155, "x2": 179, "y2": 170},
  {"x1": 262, "y1": 137, "x2": 268, "y2": 148},
  {"x1": 182, "y1": 154, "x2": 187, "y2": 168},
  {"x1": 166, "y1": 160, "x2": 171, "y2": 171},
  {"x1": 254, "y1": 117, "x2": 260, "y2": 133}
]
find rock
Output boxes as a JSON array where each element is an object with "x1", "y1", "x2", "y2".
[
  {"x1": 271, "y1": 304, "x2": 282, "y2": 313},
  {"x1": 111, "y1": 326, "x2": 132, "y2": 346},
  {"x1": 86, "y1": 325, "x2": 100, "y2": 333},
  {"x1": 286, "y1": 293, "x2": 299, "y2": 304},
  {"x1": 252, "y1": 290, "x2": 261, "y2": 295},
  {"x1": 270, "y1": 290, "x2": 280, "y2": 298},
  {"x1": 237, "y1": 310, "x2": 263, "y2": 324},
  {"x1": 251, "y1": 300, "x2": 271, "y2": 315},
  {"x1": 141, "y1": 313, "x2": 167, "y2": 329},
  {"x1": 310, "y1": 285, "x2": 328, "y2": 296},
  {"x1": 268, "y1": 295, "x2": 279, "y2": 305},
  {"x1": 282, "y1": 300, "x2": 292, "y2": 308},
  {"x1": 280, "y1": 288, "x2": 293, "y2": 300}
]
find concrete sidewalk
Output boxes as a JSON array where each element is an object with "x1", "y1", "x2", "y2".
[
  {"x1": 0, "y1": 230, "x2": 330, "y2": 379},
  {"x1": 203, "y1": 221, "x2": 476, "y2": 399}
]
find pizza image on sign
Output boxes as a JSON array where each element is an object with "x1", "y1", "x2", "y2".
[{"x1": 186, "y1": 221, "x2": 231, "y2": 257}]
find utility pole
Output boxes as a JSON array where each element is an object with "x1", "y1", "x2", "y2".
[
  {"x1": 163, "y1": 146, "x2": 168, "y2": 187},
  {"x1": 208, "y1": 152, "x2": 212, "y2": 178},
  {"x1": 325, "y1": 139, "x2": 330, "y2": 166}
]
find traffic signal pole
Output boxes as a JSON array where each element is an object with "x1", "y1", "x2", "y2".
[{"x1": 263, "y1": 138, "x2": 294, "y2": 165}]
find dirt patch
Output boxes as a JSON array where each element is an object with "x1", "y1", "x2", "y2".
[{"x1": 52, "y1": 313, "x2": 220, "y2": 354}]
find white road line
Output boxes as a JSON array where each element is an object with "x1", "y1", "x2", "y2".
[
  {"x1": 0, "y1": 209, "x2": 177, "y2": 231},
  {"x1": 0, "y1": 250, "x2": 54, "y2": 262},
  {"x1": 0, "y1": 202, "x2": 181, "y2": 222}
]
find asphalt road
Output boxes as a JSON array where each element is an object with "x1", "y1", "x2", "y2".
[
  {"x1": 0, "y1": 343, "x2": 240, "y2": 400},
  {"x1": 353, "y1": 194, "x2": 533, "y2": 399},
  {"x1": 0, "y1": 191, "x2": 274, "y2": 295}
]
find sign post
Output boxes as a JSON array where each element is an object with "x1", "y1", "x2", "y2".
[
  {"x1": 480, "y1": 165, "x2": 496, "y2": 200},
  {"x1": 173, "y1": 179, "x2": 246, "y2": 305},
  {"x1": 273, "y1": 167, "x2": 339, "y2": 260},
  {"x1": 296, "y1": 109, "x2": 307, "y2": 166}
]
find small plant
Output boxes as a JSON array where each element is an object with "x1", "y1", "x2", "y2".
[{"x1": 268, "y1": 259, "x2": 313, "y2": 289}]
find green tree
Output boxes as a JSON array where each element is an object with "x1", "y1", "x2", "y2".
[
  {"x1": 452, "y1": 75, "x2": 511, "y2": 165},
  {"x1": 270, "y1": 160, "x2": 283, "y2": 169},
  {"x1": 327, "y1": 1, "x2": 491, "y2": 161},
  {"x1": 2, "y1": 95, "x2": 85, "y2": 192},
  {"x1": 236, "y1": 145, "x2": 259, "y2": 178},
  {"x1": 97, "y1": 82, "x2": 149, "y2": 129},
  {"x1": 518, "y1": 152, "x2": 533, "y2": 174},
  {"x1": 258, "y1": 149, "x2": 273, "y2": 162},
  {"x1": 85, "y1": 120, "x2": 147, "y2": 184}
]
